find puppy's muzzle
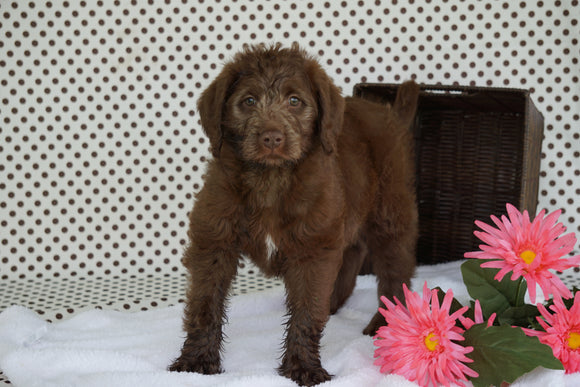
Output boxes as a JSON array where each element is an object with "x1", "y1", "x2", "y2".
[{"x1": 260, "y1": 130, "x2": 285, "y2": 150}]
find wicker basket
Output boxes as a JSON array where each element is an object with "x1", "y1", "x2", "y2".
[{"x1": 353, "y1": 83, "x2": 544, "y2": 265}]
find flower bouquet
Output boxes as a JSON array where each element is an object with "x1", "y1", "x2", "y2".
[{"x1": 373, "y1": 204, "x2": 580, "y2": 387}]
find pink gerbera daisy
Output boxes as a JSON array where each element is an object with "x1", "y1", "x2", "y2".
[
  {"x1": 458, "y1": 299, "x2": 496, "y2": 330},
  {"x1": 523, "y1": 292, "x2": 580, "y2": 373},
  {"x1": 465, "y1": 203, "x2": 580, "y2": 303},
  {"x1": 374, "y1": 282, "x2": 478, "y2": 387}
]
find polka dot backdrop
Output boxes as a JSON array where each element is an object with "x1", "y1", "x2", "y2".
[
  {"x1": 0, "y1": 1, "x2": 579, "y2": 383},
  {"x1": 1, "y1": 2, "x2": 579, "y2": 299}
]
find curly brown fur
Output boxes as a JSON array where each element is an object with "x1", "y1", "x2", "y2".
[{"x1": 169, "y1": 43, "x2": 419, "y2": 386}]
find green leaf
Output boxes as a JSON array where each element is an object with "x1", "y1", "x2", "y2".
[
  {"x1": 461, "y1": 259, "x2": 526, "y2": 317},
  {"x1": 498, "y1": 304, "x2": 540, "y2": 327},
  {"x1": 464, "y1": 324, "x2": 564, "y2": 387}
]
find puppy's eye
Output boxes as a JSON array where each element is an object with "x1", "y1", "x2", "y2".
[
  {"x1": 288, "y1": 96, "x2": 301, "y2": 107},
  {"x1": 244, "y1": 97, "x2": 256, "y2": 106}
]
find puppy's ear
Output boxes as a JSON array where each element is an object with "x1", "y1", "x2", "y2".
[
  {"x1": 307, "y1": 61, "x2": 345, "y2": 154},
  {"x1": 197, "y1": 67, "x2": 238, "y2": 158}
]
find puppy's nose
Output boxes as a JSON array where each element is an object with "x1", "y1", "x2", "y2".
[{"x1": 260, "y1": 130, "x2": 285, "y2": 150}]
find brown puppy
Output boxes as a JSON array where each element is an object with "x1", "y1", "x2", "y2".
[{"x1": 169, "y1": 43, "x2": 419, "y2": 386}]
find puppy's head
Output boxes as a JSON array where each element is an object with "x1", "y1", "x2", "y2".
[{"x1": 197, "y1": 43, "x2": 344, "y2": 166}]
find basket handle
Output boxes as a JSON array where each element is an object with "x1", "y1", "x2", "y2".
[{"x1": 420, "y1": 85, "x2": 483, "y2": 96}]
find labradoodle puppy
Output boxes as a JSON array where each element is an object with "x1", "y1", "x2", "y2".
[{"x1": 169, "y1": 43, "x2": 419, "y2": 386}]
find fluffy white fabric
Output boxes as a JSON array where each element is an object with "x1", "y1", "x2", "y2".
[{"x1": 1, "y1": 261, "x2": 578, "y2": 387}]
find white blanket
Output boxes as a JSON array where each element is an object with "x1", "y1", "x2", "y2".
[{"x1": 1, "y1": 261, "x2": 578, "y2": 387}]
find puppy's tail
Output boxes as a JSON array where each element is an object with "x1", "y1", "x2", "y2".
[{"x1": 392, "y1": 80, "x2": 420, "y2": 129}]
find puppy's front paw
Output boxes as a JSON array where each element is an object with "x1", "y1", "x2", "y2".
[
  {"x1": 278, "y1": 362, "x2": 332, "y2": 386},
  {"x1": 168, "y1": 353, "x2": 222, "y2": 375},
  {"x1": 362, "y1": 311, "x2": 386, "y2": 336}
]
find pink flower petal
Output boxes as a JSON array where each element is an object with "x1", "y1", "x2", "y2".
[{"x1": 522, "y1": 293, "x2": 580, "y2": 374}]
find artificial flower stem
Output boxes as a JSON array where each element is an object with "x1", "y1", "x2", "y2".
[{"x1": 514, "y1": 277, "x2": 526, "y2": 307}]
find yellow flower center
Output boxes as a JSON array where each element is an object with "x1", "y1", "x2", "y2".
[
  {"x1": 424, "y1": 332, "x2": 439, "y2": 352},
  {"x1": 520, "y1": 249, "x2": 537, "y2": 264},
  {"x1": 568, "y1": 332, "x2": 580, "y2": 350}
]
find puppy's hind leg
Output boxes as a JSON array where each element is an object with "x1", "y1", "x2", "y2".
[
  {"x1": 361, "y1": 80, "x2": 420, "y2": 336},
  {"x1": 329, "y1": 242, "x2": 367, "y2": 314},
  {"x1": 362, "y1": 207, "x2": 418, "y2": 336}
]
